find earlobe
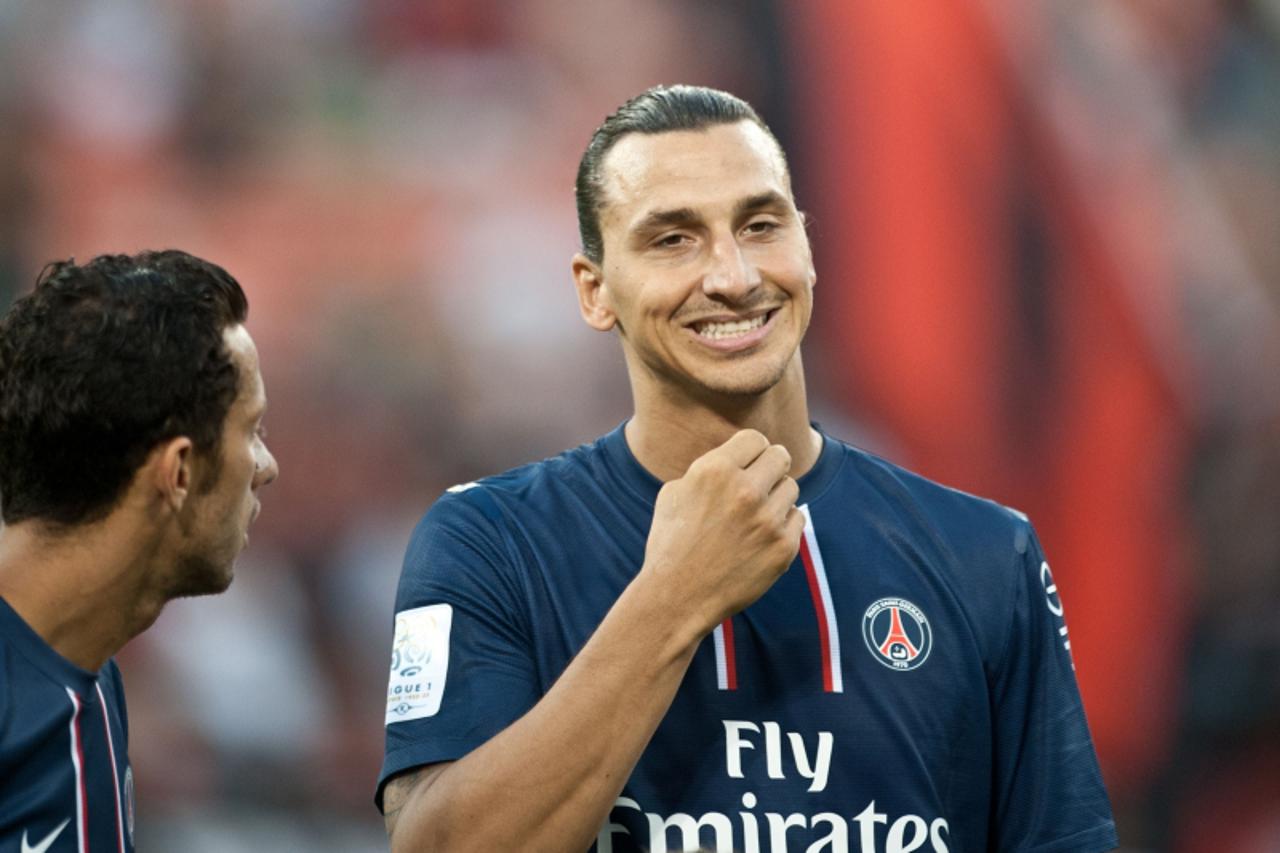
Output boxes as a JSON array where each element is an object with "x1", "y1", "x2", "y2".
[{"x1": 571, "y1": 253, "x2": 617, "y2": 332}]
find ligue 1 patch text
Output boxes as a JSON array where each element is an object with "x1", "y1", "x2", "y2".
[{"x1": 385, "y1": 603, "x2": 453, "y2": 724}]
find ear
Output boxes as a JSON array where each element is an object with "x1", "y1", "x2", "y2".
[
  {"x1": 797, "y1": 215, "x2": 817, "y2": 291},
  {"x1": 150, "y1": 436, "x2": 196, "y2": 513},
  {"x1": 572, "y1": 253, "x2": 617, "y2": 332}
]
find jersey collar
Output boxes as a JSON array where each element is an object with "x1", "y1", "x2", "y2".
[{"x1": 599, "y1": 420, "x2": 844, "y2": 509}]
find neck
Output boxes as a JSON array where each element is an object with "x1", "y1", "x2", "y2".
[
  {"x1": 625, "y1": 353, "x2": 820, "y2": 482},
  {"x1": 0, "y1": 516, "x2": 170, "y2": 672}
]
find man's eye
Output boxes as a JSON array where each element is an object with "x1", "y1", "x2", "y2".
[
  {"x1": 744, "y1": 220, "x2": 779, "y2": 236},
  {"x1": 655, "y1": 233, "x2": 690, "y2": 248}
]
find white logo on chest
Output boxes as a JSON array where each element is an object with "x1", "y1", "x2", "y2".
[
  {"x1": 723, "y1": 720, "x2": 834, "y2": 793},
  {"x1": 22, "y1": 819, "x2": 70, "y2": 853}
]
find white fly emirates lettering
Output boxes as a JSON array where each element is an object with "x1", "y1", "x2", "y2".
[{"x1": 596, "y1": 720, "x2": 950, "y2": 853}]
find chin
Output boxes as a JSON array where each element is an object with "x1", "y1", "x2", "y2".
[
  {"x1": 169, "y1": 553, "x2": 236, "y2": 599},
  {"x1": 691, "y1": 362, "x2": 792, "y2": 399}
]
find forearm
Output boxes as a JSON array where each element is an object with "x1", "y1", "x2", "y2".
[
  {"x1": 389, "y1": 576, "x2": 704, "y2": 852},
  {"x1": 387, "y1": 430, "x2": 802, "y2": 851}
]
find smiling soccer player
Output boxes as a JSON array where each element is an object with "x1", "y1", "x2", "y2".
[{"x1": 378, "y1": 85, "x2": 1117, "y2": 853}]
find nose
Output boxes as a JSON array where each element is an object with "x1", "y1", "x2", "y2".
[
  {"x1": 254, "y1": 445, "x2": 279, "y2": 489},
  {"x1": 701, "y1": 232, "x2": 761, "y2": 301}
]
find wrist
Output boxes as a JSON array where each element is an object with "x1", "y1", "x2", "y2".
[{"x1": 615, "y1": 568, "x2": 709, "y2": 665}]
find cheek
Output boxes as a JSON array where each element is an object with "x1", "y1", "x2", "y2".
[
  {"x1": 607, "y1": 264, "x2": 688, "y2": 316},
  {"x1": 780, "y1": 260, "x2": 816, "y2": 304},
  {"x1": 230, "y1": 447, "x2": 257, "y2": 494}
]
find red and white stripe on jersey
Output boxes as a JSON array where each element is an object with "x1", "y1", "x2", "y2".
[
  {"x1": 711, "y1": 504, "x2": 844, "y2": 693},
  {"x1": 712, "y1": 618, "x2": 737, "y2": 690},
  {"x1": 65, "y1": 688, "x2": 88, "y2": 853},
  {"x1": 96, "y1": 683, "x2": 127, "y2": 852},
  {"x1": 798, "y1": 504, "x2": 843, "y2": 693},
  {"x1": 63, "y1": 686, "x2": 127, "y2": 853}
]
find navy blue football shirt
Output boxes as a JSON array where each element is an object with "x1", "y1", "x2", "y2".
[
  {"x1": 1, "y1": 597, "x2": 134, "y2": 853},
  {"x1": 381, "y1": 424, "x2": 1118, "y2": 852}
]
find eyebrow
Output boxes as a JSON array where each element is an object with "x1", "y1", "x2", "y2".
[
  {"x1": 734, "y1": 191, "x2": 791, "y2": 218},
  {"x1": 629, "y1": 191, "x2": 793, "y2": 241},
  {"x1": 630, "y1": 206, "x2": 701, "y2": 238}
]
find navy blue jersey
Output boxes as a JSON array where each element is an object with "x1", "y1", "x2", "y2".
[
  {"x1": 380, "y1": 424, "x2": 1117, "y2": 853},
  {"x1": 1, "y1": 597, "x2": 134, "y2": 853}
]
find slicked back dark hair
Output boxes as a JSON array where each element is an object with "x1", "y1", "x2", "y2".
[
  {"x1": 575, "y1": 84, "x2": 787, "y2": 264},
  {"x1": 0, "y1": 250, "x2": 248, "y2": 526}
]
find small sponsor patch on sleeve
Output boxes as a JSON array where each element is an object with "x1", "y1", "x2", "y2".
[{"x1": 385, "y1": 603, "x2": 453, "y2": 725}]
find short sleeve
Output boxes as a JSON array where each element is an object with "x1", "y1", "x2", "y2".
[
  {"x1": 990, "y1": 522, "x2": 1119, "y2": 852},
  {"x1": 376, "y1": 489, "x2": 539, "y2": 811}
]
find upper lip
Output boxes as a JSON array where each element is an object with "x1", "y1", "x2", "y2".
[{"x1": 684, "y1": 307, "x2": 775, "y2": 328}]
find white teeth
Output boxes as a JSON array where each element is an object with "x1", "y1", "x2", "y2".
[{"x1": 695, "y1": 314, "x2": 767, "y2": 340}]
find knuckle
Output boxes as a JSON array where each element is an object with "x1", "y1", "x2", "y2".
[
  {"x1": 695, "y1": 449, "x2": 725, "y2": 472},
  {"x1": 693, "y1": 460, "x2": 724, "y2": 485},
  {"x1": 731, "y1": 482, "x2": 759, "y2": 509}
]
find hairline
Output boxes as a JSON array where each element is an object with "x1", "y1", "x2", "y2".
[{"x1": 591, "y1": 121, "x2": 794, "y2": 259}]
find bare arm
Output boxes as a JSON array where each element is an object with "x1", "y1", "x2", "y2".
[
  {"x1": 383, "y1": 764, "x2": 445, "y2": 839},
  {"x1": 385, "y1": 430, "x2": 803, "y2": 853}
]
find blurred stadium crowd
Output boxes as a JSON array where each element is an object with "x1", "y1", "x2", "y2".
[{"x1": 0, "y1": 1, "x2": 1277, "y2": 850}]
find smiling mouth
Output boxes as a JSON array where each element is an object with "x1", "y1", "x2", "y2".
[{"x1": 691, "y1": 309, "x2": 774, "y2": 341}]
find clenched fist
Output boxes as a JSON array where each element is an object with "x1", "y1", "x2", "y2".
[{"x1": 639, "y1": 429, "x2": 804, "y2": 638}]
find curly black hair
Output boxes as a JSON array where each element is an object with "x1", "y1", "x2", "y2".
[{"x1": 0, "y1": 250, "x2": 248, "y2": 526}]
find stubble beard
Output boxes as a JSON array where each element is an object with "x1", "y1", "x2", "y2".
[
  {"x1": 694, "y1": 360, "x2": 791, "y2": 400},
  {"x1": 640, "y1": 347, "x2": 800, "y2": 414},
  {"x1": 168, "y1": 548, "x2": 235, "y2": 599}
]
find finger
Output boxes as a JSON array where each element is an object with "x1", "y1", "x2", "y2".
[
  {"x1": 766, "y1": 504, "x2": 806, "y2": 570},
  {"x1": 783, "y1": 504, "x2": 806, "y2": 541},
  {"x1": 744, "y1": 444, "x2": 793, "y2": 492},
  {"x1": 709, "y1": 429, "x2": 771, "y2": 469},
  {"x1": 765, "y1": 474, "x2": 799, "y2": 513}
]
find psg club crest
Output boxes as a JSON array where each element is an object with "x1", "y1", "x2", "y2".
[{"x1": 862, "y1": 598, "x2": 932, "y2": 671}]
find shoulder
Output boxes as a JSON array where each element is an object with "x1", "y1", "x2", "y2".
[
  {"x1": 832, "y1": 438, "x2": 1032, "y2": 558},
  {"x1": 821, "y1": 439, "x2": 1042, "y2": 670},
  {"x1": 0, "y1": 621, "x2": 27, "y2": 741},
  {"x1": 446, "y1": 436, "x2": 609, "y2": 502},
  {"x1": 416, "y1": 436, "x2": 611, "y2": 537},
  {"x1": 397, "y1": 436, "x2": 612, "y2": 596},
  {"x1": 820, "y1": 438, "x2": 1037, "y2": 616}
]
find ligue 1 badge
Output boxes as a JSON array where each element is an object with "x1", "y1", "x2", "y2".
[{"x1": 862, "y1": 597, "x2": 932, "y2": 671}]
